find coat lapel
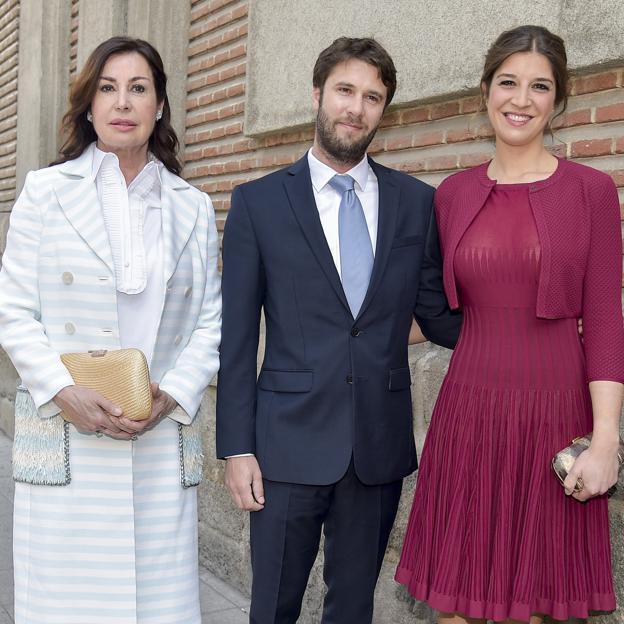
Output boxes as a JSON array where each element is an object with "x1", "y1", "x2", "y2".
[
  {"x1": 354, "y1": 158, "x2": 399, "y2": 321},
  {"x1": 53, "y1": 146, "x2": 114, "y2": 273},
  {"x1": 284, "y1": 156, "x2": 351, "y2": 314},
  {"x1": 160, "y1": 168, "x2": 199, "y2": 285}
]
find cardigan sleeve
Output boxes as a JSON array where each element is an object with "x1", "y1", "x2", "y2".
[{"x1": 582, "y1": 175, "x2": 624, "y2": 383}]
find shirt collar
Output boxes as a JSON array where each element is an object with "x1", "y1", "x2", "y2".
[
  {"x1": 307, "y1": 149, "x2": 370, "y2": 193},
  {"x1": 91, "y1": 142, "x2": 163, "y2": 187}
]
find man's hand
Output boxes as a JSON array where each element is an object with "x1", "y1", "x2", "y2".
[
  {"x1": 225, "y1": 456, "x2": 265, "y2": 511},
  {"x1": 55, "y1": 385, "x2": 134, "y2": 439},
  {"x1": 116, "y1": 382, "x2": 177, "y2": 437}
]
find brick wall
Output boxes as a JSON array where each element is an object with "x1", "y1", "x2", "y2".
[
  {"x1": 0, "y1": 0, "x2": 19, "y2": 215},
  {"x1": 183, "y1": 0, "x2": 624, "y2": 251}
]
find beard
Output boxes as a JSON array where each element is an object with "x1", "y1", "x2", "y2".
[{"x1": 315, "y1": 103, "x2": 379, "y2": 168}]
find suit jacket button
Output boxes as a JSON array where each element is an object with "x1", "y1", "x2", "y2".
[
  {"x1": 346, "y1": 375, "x2": 353, "y2": 384},
  {"x1": 184, "y1": 286, "x2": 193, "y2": 298},
  {"x1": 351, "y1": 327, "x2": 361, "y2": 337},
  {"x1": 62, "y1": 272, "x2": 74, "y2": 285},
  {"x1": 65, "y1": 322, "x2": 76, "y2": 335},
  {"x1": 174, "y1": 335, "x2": 182, "y2": 345}
]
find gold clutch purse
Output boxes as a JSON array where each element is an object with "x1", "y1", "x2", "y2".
[
  {"x1": 60, "y1": 348, "x2": 152, "y2": 421},
  {"x1": 552, "y1": 433, "x2": 624, "y2": 497}
]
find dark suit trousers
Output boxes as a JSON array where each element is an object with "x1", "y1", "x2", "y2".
[{"x1": 249, "y1": 461, "x2": 402, "y2": 624}]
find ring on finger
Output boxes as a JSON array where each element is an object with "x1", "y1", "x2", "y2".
[
  {"x1": 95, "y1": 430, "x2": 103, "y2": 438},
  {"x1": 573, "y1": 477, "x2": 584, "y2": 493}
]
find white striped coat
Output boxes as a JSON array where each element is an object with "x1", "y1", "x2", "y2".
[
  {"x1": 0, "y1": 146, "x2": 221, "y2": 623},
  {"x1": 0, "y1": 144, "x2": 221, "y2": 485}
]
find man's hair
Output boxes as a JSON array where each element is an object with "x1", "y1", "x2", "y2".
[{"x1": 313, "y1": 37, "x2": 397, "y2": 108}]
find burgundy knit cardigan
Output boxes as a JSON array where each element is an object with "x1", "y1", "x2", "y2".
[{"x1": 434, "y1": 157, "x2": 624, "y2": 383}]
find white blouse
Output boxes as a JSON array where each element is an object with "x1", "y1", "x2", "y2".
[{"x1": 92, "y1": 145, "x2": 165, "y2": 366}]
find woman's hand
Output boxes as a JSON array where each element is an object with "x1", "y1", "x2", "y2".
[
  {"x1": 564, "y1": 440, "x2": 620, "y2": 501},
  {"x1": 55, "y1": 385, "x2": 135, "y2": 439},
  {"x1": 116, "y1": 382, "x2": 178, "y2": 437}
]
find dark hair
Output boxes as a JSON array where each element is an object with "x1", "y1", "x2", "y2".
[
  {"x1": 481, "y1": 25, "x2": 569, "y2": 119},
  {"x1": 51, "y1": 36, "x2": 181, "y2": 175},
  {"x1": 313, "y1": 37, "x2": 397, "y2": 108}
]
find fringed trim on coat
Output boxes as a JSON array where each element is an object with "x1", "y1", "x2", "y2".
[{"x1": 12, "y1": 388, "x2": 204, "y2": 488}]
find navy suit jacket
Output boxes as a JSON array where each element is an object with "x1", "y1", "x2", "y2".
[{"x1": 216, "y1": 154, "x2": 461, "y2": 486}]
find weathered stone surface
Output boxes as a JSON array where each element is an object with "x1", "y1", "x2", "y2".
[{"x1": 246, "y1": 0, "x2": 624, "y2": 136}]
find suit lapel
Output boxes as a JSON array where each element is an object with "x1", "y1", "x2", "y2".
[
  {"x1": 284, "y1": 156, "x2": 351, "y2": 314},
  {"x1": 54, "y1": 146, "x2": 114, "y2": 273},
  {"x1": 160, "y1": 168, "x2": 199, "y2": 285},
  {"x1": 354, "y1": 158, "x2": 399, "y2": 321}
]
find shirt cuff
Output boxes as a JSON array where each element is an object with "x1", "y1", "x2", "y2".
[{"x1": 225, "y1": 453, "x2": 254, "y2": 458}]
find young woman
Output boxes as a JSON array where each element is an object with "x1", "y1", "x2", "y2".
[{"x1": 397, "y1": 25, "x2": 623, "y2": 623}]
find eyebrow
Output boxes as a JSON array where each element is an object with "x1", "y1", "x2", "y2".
[
  {"x1": 99, "y1": 75, "x2": 152, "y2": 82},
  {"x1": 496, "y1": 72, "x2": 554, "y2": 84}
]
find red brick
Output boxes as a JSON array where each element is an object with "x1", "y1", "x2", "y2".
[
  {"x1": 572, "y1": 72, "x2": 619, "y2": 95},
  {"x1": 379, "y1": 111, "x2": 401, "y2": 128},
  {"x1": 459, "y1": 152, "x2": 491, "y2": 168},
  {"x1": 430, "y1": 101, "x2": 460, "y2": 120},
  {"x1": 460, "y1": 96, "x2": 482, "y2": 114},
  {"x1": 425, "y1": 155, "x2": 458, "y2": 171},
  {"x1": 570, "y1": 138, "x2": 612, "y2": 157},
  {"x1": 446, "y1": 127, "x2": 475, "y2": 143},
  {"x1": 367, "y1": 138, "x2": 385, "y2": 154},
  {"x1": 385, "y1": 136, "x2": 412, "y2": 151},
  {"x1": 401, "y1": 107, "x2": 430, "y2": 124},
  {"x1": 475, "y1": 123, "x2": 495, "y2": 139},
  {"x1": 606, "y1": 170, "x2": 624, "y2": 187},
  {"x1": 615, "y1": 137, "x2": 624, "y2": 154},
  {"x1": 595, "y1": 102, "x2": 624, "y2": 123},
  {"x1": 398, "y1": 160, "x2": 426, "y2": 174},
  {"x1": 552, "y1": 108, "x2": 591, "y2": 129}
]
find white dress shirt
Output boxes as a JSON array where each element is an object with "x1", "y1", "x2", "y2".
[
  {"x1": 307, "y1": 149, "x2": 378, "y2": 274},
  {"x1": 92, "y1": 146, "x2": 165, "y2": 366}
]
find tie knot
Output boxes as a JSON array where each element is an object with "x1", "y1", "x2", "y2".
[{"x1": 329, "y1": 174, "x2": 355, "y2": 194}]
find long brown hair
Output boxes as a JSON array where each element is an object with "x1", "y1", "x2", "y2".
[
  {"x1": 51, "y1": 36, "x2": 182, "y2": 175},
  {"x1": 480, "y1": 25, "x2": 569, "y2": 123}
]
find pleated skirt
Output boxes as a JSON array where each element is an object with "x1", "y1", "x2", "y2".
[{"x1": 13, "y1": 418, "x2": 201, "y2": 624}]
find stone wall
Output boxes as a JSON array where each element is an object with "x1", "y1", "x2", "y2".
[{"x1": 0, "y1": 1, "x2": 623, "y2": 622}]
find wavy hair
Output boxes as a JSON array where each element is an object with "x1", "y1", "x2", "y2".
[{"x1": 51, "y1": 36, "x2": 182, "y2": 175}]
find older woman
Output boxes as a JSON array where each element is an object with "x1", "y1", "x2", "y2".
[{"x1": 0, "y1": 37, "x2": 220, "y2": 623}]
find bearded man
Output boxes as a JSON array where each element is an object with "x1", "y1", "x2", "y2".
[{"x1": 217, "y1": 37, "x2": 461, "y2": 624}]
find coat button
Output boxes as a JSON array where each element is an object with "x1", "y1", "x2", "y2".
[
  {"x1": 65, "y1": 322, "x2": 76, "y2": 335},
  {"x1": 174, "y1": 335, "x2": 182, "y2": 345},
  {"x1": 62, "y1": 272, "x2": 74, "y2": 285},
  {"x1": 184, "y1": 286, "x2": 193, "y2": 298},
  {"x1": 351, "y1": 327, "x2": 361, "y2": 337}
]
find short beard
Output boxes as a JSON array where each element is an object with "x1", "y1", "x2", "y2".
[{"x1": 315, "y1": 102, "x2": 378, "y2": 168}]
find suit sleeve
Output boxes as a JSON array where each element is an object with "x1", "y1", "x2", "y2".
[
  {"x1": 159, "y1": 193, "x2": 222, "y2": 422},
  {"x1": 216, "y1": 186, "x2": 265, "y2": 458},
  {"x1": 0, "y1": 171, "x2": 75, "y2": 413},
  {"x1": 581, "y1": 176, "x2": 624, "y2": 383},
  {"x1": 413, "y1": 195, "x2": 462, "y2": 349}
]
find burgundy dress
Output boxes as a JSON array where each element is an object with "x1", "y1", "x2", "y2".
[{"x1": 396, "y1": 183, "x2": 615, "y2": 621}]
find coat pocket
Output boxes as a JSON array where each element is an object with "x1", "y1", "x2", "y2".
[
  {"x1": 258, "y1": 369, "x2": 314, "y2": 393},
  {"x1": 388, "y1": 367, "x2": 412, "y2": 391}
]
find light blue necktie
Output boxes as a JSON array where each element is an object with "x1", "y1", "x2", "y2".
[{"x1": 329, "y1": 174, "x2": 374, "y2": 317}]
